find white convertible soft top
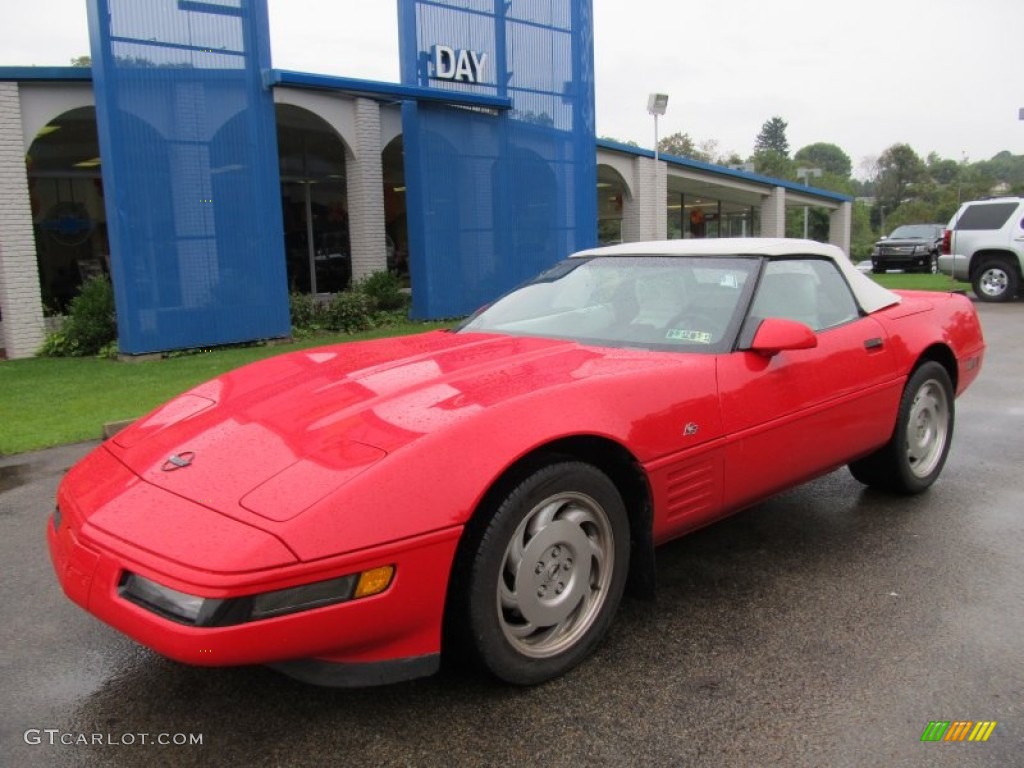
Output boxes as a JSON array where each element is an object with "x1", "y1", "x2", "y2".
[{"x1": 571, "y1": 238, "x2": 901, "y2": 315}]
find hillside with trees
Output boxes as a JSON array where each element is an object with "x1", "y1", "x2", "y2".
[{"x1": 639, "y1": 114, "x2": 1024, "y2": 258}]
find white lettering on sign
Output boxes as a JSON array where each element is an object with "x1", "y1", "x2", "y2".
[{"x1": 431, "y1": 45, "x2": 488, "y2": 84}]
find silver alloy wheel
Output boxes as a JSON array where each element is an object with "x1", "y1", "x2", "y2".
[
  {"x1": 905, "y1": 377, "x2": 950, "y2": 479},
  {"x1": 978, "y1": 266, "x2": 1009, "y2": 298},
  {"x1": 497, "y1": 491, "x2": 614, "y2": 658}
]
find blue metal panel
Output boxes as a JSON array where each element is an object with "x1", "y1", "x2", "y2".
[
  {"x1": 399, "y1": 0, "x2": 597, "y2": 319},
  {"x1": 85, "y1": 0, "x2": 289, "y2": 354}
]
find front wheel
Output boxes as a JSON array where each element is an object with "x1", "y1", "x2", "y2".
[
  {"x1": 972, "y1": 259, "x2": 1019, "y2": 302},
  {"x1": 451, "y1": 462, "x2": 630, "y2": 685},
  {"x1": 849, "y1": 361, "x2": 954, "y2": 494}
]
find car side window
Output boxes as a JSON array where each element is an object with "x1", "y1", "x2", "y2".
[
  {"x1": 955, "y1": 202, "x2": 1016, "y2": 230},
  {"x1": 750, "y1": 259, "x2": 860, "y2": 332}
]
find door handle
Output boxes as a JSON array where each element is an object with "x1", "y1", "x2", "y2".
[{"x1": 863, "y1": 338, "x2": 884, "y2": 350}]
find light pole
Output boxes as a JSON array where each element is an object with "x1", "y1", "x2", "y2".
[
  {"x1": 648, "y1": 93, "x2": 669, "y2": 162},
  {"x1": 796, "y1": 167, "x2": 822, "y2": 239},
  {"x1": 648, "y1": 94, "x2": 668, "y2": 239}
]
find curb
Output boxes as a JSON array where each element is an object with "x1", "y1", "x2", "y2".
[{"x1": 101, "y1": 419, "x2": 136, "y2": 440}]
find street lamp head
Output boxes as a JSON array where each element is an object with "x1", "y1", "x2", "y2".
[
  {"x1": 647, "y1": 93, "x2": 669, "y2": 116},
  {"x1": 796, "y1": 167, "x2": 823, "y2": 183}
]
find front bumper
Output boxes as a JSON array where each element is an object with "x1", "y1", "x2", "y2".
[
  {"x1": 873, "y1": 253, "x2": 933, "y2": 271},
  {"x1": 47, "y1": 509, "x2": 461, "y2": 686}
]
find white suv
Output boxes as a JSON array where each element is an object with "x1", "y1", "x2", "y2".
[{"x1": 938, "y1": 197, "x2": 1024, "y2": 302}]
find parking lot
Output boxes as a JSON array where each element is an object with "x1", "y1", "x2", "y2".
[{"x1": 2, "y1": 301, "x2": 1021, "y2": 768}]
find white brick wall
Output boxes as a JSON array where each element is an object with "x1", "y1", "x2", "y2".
[
  {"x1": 0, "y1": 83, "x2": 45, "y2": 359},
  {"x1": 621, "y1": 156, "x2": 667, "y2": 242},
  {"x1": 347, "y1": 97, "x2": 387, "y2": 282},
  {"x1": 760, "y1": 186, "x2": 787, "y2": 238},
  {"x1": 829, "y1": 202, "x2": 852, "y2": 255}
]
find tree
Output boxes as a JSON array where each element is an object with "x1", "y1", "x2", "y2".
[
  {"x1": 850, "y1": 201, "x2": 875, "y2": 259},
  {"x1": 926, "y1": 152, "x2": 961, "y2": 186},
  {"x1": 976, "y1": 150, "x2": 1024, "y2": 191},
  {"x1": 70, "y1": 55, "x2": 91, "y2": 67},
  {"x1": 696, "y1": 138, "x2": 722, "y2": 164},
  {"x1": 875, "y1": 143, "x2": 925, "y2": 211},
  {"x1": 794, "y1": 143, "x2": 852, "y2": 178},
  {"x1": 658, "y1": 131, "x2": 700, "y2": 159},
  {"x1": 754, "y1": 116, "x2": 789, "y2": 156},
  {"x1": 751, "y1": 149, "x2": 795, "y2": 181}
]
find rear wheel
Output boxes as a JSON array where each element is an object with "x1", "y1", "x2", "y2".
[
  {"x1": 451, "y1": 462, "x2": 629, "y2": 685},
  {"x1": 972, "y1": 259, "x2": 1019, "y2": 302},
  {"x1": 849, "y1": 362, "x2": 954, "y2": 494}
]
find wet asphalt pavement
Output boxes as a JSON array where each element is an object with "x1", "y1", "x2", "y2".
[{"x1": 2, "y1": 301, "x2": 1021, "y2": 768}]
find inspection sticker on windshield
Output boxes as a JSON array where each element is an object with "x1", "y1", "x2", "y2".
[{"x1": 666, "y1": 329, "x2": 712, "y2": 344}]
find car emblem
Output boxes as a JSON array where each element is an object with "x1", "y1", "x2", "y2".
[
  {"x1": 161, "y1": 452, "x2": 196, "y2": 471},
  {"x1": 683, "y1": 422, "x2": 699, "y2": 436}
]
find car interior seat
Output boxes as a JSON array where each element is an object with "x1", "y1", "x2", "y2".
[{"x1": 751, "y1": 272, "x2": 820, "y2": 329}]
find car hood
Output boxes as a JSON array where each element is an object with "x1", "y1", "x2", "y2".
[{"x1": 104, "y1": 331, "x2": 667, "y2": 530}]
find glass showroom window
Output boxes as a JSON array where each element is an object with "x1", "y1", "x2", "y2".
[{"x1": 277, "y1": 105, "x2": 351, "y2": 294}]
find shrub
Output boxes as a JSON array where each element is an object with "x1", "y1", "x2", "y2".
[
  {"x1": 323, "y1": 290, "x2": 375, "y2": 333},
  {"x1": 358, "y1": 270, "x2": 407, "y2": 311},
  {"x1": 289, "y1": 291, "x2": 324, "y2": 331},
  {"x1": 38, "y1": 276, "x2": 116, "y2": 357}
]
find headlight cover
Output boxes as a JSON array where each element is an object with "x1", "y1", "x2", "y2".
[{"x1": 119, "y1": 566, "x2": 394, "y2": 627}]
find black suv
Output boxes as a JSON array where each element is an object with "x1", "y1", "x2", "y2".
[{"x1": 871, "y1": 224, "x2": 945, "y2": 274}]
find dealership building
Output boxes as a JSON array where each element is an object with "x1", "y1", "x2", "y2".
[{"x1": 0, "y1": 0, "x2": 852, "y2": 359}]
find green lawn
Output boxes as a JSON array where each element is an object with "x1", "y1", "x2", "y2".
[
  {"x1": 0, "y1": 321, "x2": 450, "y2": 456},
  {"x1": 869, "y1": 272, "x2": 970, "y2": 293}
]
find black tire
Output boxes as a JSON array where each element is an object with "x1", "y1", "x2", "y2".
[
  {"x1": 849, "y1": 361, "x2": 954, "y2": 494},
  {"x1": 450, "y1": 461, "x2": 630, "y2": 685},
  {"x1": 872, "y1": 265, "x2": 885, "y2": 275},
  {"x1": 971, "y1": 259, "x2": 1019, "y2": 303},
  {"x1": 928, "y1": 252, "x2": 939, "y2": 274}
]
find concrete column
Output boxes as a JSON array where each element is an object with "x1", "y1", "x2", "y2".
[
  {"x1": 760, "y1": 186, "x2": 786, "y2": 238},
  {"x1": 622, "y1": 155, "x2": 665, "y2": 242},
  {"x1": 620, "y1": 179, "x2": 641, "y2": 242},
  {"x1": 828, "y1": 201, "x2": 852, "y2": 256},
  {"x1": 653, "y1": 159, "x2": 667, "y2": 240},
  {"x1": 0, "y1": 83, "x2": 45, "y2": 359},
  {"x1": 346, "y1": 97, "x2": 387, "y2": 284}
]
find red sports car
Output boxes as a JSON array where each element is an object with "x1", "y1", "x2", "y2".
[{"x1": 48, "y1": 239, "x2": 985, "y2": 686}]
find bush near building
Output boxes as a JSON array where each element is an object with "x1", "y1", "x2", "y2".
[
  {"x1": 37, "y1": 271, "x2": 412, "y2": 358},
  {"x1": 37, "y1": 276, "x2": 117, "y2": 358},
  {"x1": 290, "y1": 271, "x2": 411, "y2": 335}
]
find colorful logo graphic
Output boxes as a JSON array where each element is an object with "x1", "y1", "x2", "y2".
[{"x1": 920, "y1": 721, "x2": 997, "y2": 742}]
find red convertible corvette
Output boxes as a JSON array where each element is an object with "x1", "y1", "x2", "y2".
[{"x1": 48, "y1": 239, "x2": 984, "y2": 686}]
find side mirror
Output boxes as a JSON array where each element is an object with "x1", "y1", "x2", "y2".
[{"x1": 749, "y1": 317, "x2": 818, "y2": 357}]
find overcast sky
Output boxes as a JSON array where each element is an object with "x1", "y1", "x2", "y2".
[{"x1": 2, "y1": 0, "x2": 1021, "y2": 176}]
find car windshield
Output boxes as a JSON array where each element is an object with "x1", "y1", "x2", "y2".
[
  {"x1": 889, "y1": 225, "x2": 938, "y2": 239},
  {"x1": 457, "y1": 256, "x2": 757, "y2": 351}
]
